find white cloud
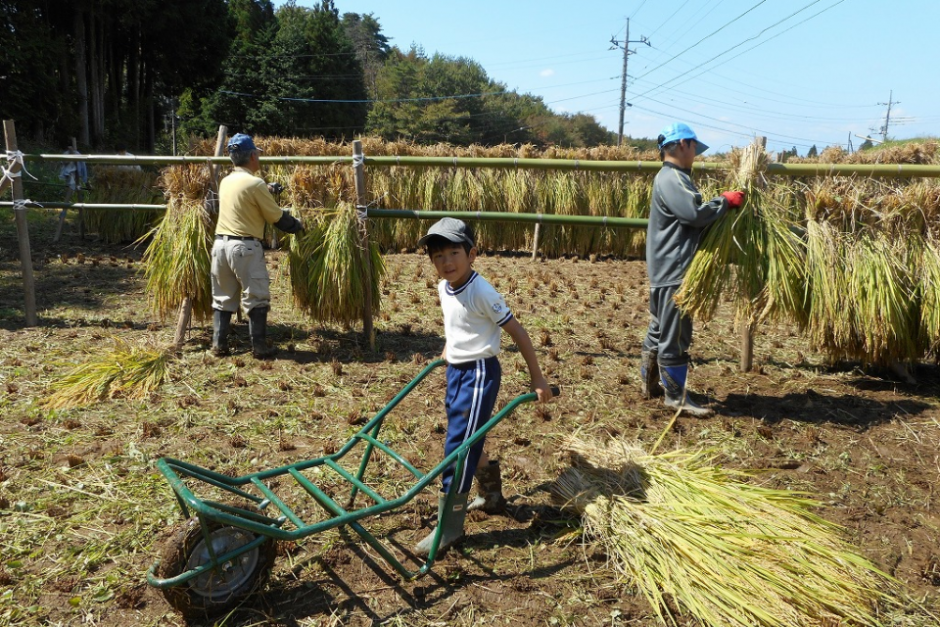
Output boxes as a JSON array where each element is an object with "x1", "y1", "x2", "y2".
[{"x1": 540, "y1": 69, "x2": 555, "y2": 78}]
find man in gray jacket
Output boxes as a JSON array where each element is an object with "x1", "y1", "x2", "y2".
[{"x1": 641, "y1": 123, "x2": 744, "y2": 416}]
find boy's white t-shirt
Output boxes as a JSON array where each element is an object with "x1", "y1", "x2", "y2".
[{"x1": 439, "y1": 271, "x2": 513, "y2": 364}]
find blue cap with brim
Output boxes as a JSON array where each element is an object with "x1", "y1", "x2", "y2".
[
  {"x1": 657, "y1": 123, "x2": 708, "y2": 155},
  {"x1": 227, "y1": 133, "x2": 262, "y2": 153}
]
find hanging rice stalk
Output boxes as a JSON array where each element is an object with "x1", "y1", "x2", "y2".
[
  {"x1": 44, "y1": 339, "x2": 171, "y2": 409},
  {"x1": 288, "y1": 201, "x2": 384, "y2": 326},
  {"x1": 920, "y1": 235, "x2": 940, "y2": 357},
  {"x1": 805, "y1": 220, "x2": 853, "y2": 357},
  {"x1": 83, "y1": 168, "x2": 163, "y2": 243},
  {"x1": 676, "y1": 140, "x2": 807, "y2": 326},
  {"x1": 843, "y1": 230, "x2": 919, "y2": 364},
  {"x1": 140, "y1": 165, "x2": 215, "y2": 322},
  {"x1": 551, "y1": 434, "x2": 902, "y2": 627}
]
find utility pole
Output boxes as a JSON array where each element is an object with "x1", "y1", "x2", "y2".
[
  {"x1": 610, "y1": 18, "x2": 650, "y2": 146},
  {"x1": 878, "y1": 90, "x2": 899, "y2": 143}
]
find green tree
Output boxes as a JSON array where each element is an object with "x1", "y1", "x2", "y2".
[
  {"x1": 807, "y1": 144, "x2": 818, "y2": 158},
  {"x1": 341, "y1": 12, "x2": 389, "y2": 99},
  {"x1": 192, "y1": 0, "x2": 367, "y2": 139}
]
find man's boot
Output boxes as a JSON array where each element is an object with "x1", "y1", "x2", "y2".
[
  {"x1": 640, "y1": 349, "x2": 662, "y2": 399},
  {"x1": 467, "y1": 460, "x2": 507, "y2": 514},
  {"x1": 415, "y1": 492, "x2": 470, "y2": 557},
  {"x1": 660, "y1": 364, "x2": 713, "y2": 417},
  {"x1": 247, "y1": 306, "x2": 276, "y2": 359},
  {"x1": 212, "y1": 309, "x2": 232, "y2": 356}
]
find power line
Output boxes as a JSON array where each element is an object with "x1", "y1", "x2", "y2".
[
  {"x1": 634, "y1": 0, "x2": 846, "y2": 105},
  {"x1": 218, "y1": 89, "x2": 507, "y2": 104},
  {"x1": 633, "y1": 0, "x2": 768, "y2": 84}
]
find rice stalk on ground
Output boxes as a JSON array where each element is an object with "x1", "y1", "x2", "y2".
[
  {"x1": 43, "y1": 338, "x2": 171, "y2": 409},
  {"x1": 551, "y1": 434, "x2": 903, "y2": 627}
]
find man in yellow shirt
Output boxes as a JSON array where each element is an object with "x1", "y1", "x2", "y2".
[{"x1": 212, "y1": 133, "x2": 302, "y2": 358}]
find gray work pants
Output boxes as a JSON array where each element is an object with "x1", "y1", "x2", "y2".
[{"x1": 642, "y1": 285, "x2": 692, "y2": 367}]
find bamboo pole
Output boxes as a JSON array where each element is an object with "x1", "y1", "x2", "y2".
[
  {"x1": 366, "y1": 208, "x2": 649, "y2": 228},
  {"x1": 531, "y1": 223, "x2": 542, "y2": 261},
  {"x1": 174, "y1": 126, "x2": 227, "y2": 351},
  {"x1": 3, "y1": 120, "x2": 38, "y2": 326},
  {"x1": 25, "y1": 153, "x2": 940, "y2": 178},
  {"x1": 353, "y1": 140, "x2": 375, "y2": 350}
]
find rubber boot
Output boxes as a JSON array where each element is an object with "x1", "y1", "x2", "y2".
[
  {"x1": 211, "y1": 310, "x2": 232, "y2": 356},
  {"x1": 247, "y1": 306, "x2": 276, "y2": 359},
  {"x1": 467, "y1": 461, "x2": 507, "y2": 514},
  {"x1": 660, "y1": 364, "x2": 713, "y2": 417},
  {"x1": 415, "y1": 492, "x2": 470, "y2": 557},
  {"x1": 640, "y1": 349, "x2": 662, "y2": 399}
]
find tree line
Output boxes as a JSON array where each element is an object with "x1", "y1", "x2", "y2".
[{"x1": 1, "y1": 0, "x2": 656, "y2": 153}]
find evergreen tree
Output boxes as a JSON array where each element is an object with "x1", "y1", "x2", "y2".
[{"x1": 807, "y1": 144, "x2": 818, "y2": 158}]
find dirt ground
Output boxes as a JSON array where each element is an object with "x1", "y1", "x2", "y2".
[{"x1": 1, "y1": 214, "x2": 939, "y2": 626}]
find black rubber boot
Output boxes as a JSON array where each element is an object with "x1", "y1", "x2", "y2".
[
  {"x1": 247, "y1": 306, "x2": 276, "y2": 359},
  {"x1": 415, "y1": 492, "x2": 470, "y2": 557},
  {"x1": 467, "y1": 460, "x2": 507, "y2": 514},
  {"x1": 212, "y1": 310, "x2": 233, "y2": 356},
  {"x1": 640, "y1": 349, "x2": 662, "y2": 399}
]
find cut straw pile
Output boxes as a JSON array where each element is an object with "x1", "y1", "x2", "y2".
[
  {"x1": 288, "y1": 201, "x2": 384, "y2": 326},
  {"x1": 551, "y1": 434, "x2": 901, "y2": 627},
  {"x1": 44, "y1": 338, "x2": 171, "y2": 409}
]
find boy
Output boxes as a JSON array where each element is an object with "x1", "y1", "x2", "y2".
[{"x1": 415, "y1": 218, "x2": 553, "y2": 556}]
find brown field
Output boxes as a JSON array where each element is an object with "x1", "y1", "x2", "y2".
[{"x1": 1, "y1": 212, "x2": 939, "y2": 626}]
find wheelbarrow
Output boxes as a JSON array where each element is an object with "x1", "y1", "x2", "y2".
[{"x1": 146, "y1": 359, "x2": 557, "y2": 619}]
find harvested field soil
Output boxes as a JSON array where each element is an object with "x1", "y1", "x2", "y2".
[{"x1": 1, "y1": 213, "x2": 939, "y2": 626}]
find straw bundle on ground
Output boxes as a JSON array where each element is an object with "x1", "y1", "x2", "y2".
[
  {"x1": 288, "y1": 201, "x2": 384, "y2": 326},
  {"x1": 44, "y1": 339, "x2": 170, "y2": 409},
  {"x1": 83, "y1": 168, "x2": 163, "y2": 243},
  {"x1": 677, "y1": 141, "x2": 807, "y2": 326},
  {"x1": 551, "y1": 434, "x2": 902, "y2": 627},
  {"x1": 141, "y1": 165, "x2": 215, "y2": 322}
]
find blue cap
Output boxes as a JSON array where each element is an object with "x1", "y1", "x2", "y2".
[
  {"x1": 227, "y1": 133, "x2": 261, "y2": 153},
  {"x1": 657, "y1": 123, "x2": 708, "y2": 155}
]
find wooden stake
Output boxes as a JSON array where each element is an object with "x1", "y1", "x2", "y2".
[
  {"x1": 174, "y1": 125, "x2": 227, "y2": 350},
  {"x1": 3, "y1": 120, "x2": 38, "y2": 326},
  {"x1": 352, "y1": 140, "x2": 375, "y2": 351},
  {"x1": 531, "y1": 223, "x2": 542, "y2": 261}
]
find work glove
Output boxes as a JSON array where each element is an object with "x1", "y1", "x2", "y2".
[
  {"x1": 720, "y1": 190, "x2": 745, "y2": 209},
  {"x1": 267, "y1": 182, "x2": 284, "y2": 195}
]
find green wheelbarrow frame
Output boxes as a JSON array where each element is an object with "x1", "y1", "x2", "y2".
[{"x1": 147, "y1": 359, "x2": 553, "y2": 591}]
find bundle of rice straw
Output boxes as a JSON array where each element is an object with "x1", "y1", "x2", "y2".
[
  {"x1": 551, "y1": 434, "x2": 902, "y2": 627},
  {"x1": 44, "y1": 338, "x2": 171, "y2": 409},
  {"x1": 140, "y1": 165, "x2": 215, "y2": 321},
  {"x1": 920, "y1": 234, "x2": 940, "y2": 357},
  {"x1": 676, "y1": 140, "x2": 807, "y2": 327},
  {"x1": 83, "y1": 167, "x2": 163, "y2": 243},
  {"x1": 288, "y1": 201, "x2": 384, "y2": 326}
]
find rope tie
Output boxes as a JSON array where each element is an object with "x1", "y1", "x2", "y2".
[
  {"x1": 13, "y1": 199, "x2": 40, "y2": 212},
  {"x1": 537, "y1": 212, "x2": 543, "y2": 224},
  {"x1": 352, "y1": 153, "x2": 365, "y2": 169},
  {"x1": 356, "y1": 204, "x2": 368, "y2": 220},
  {"x1": 1, "y1": 150, "x2": 37, "y2": 187}
]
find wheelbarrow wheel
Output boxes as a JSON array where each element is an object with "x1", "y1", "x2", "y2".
[{"x1": 155, "y1": 515, "x2": 277, "y2": 619}]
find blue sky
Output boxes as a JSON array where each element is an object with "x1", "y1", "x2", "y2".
[{"x1": 287, "y1": 1, "x2": 938, "y2": 155}]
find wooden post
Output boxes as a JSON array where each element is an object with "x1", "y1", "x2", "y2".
[
  {"x1": 531, "y1": 223, "x2": 542, "y2": 261},
  {"x1": 739, "y1": 136, "x2": 766, "y2": 373},
  {"x1": 3, "y1": 120, "x2": 38, "y2": 326},
  {"x1": 174, "y1": 126, "x2": 227, "y2": 350},
  {"x1": 352, "y1": 140, "x2": 375, "y2": 350}
]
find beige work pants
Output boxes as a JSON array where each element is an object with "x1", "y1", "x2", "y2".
[{"x1": 211, "y1": 237, "x2": 270, "y2": 313}]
